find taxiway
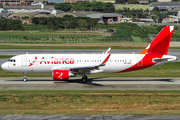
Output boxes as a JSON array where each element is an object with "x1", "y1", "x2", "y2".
[{"x1": 1, "y1": 77, "x2": 180, "y2": 90}]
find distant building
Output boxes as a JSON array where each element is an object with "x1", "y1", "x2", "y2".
[
  {"x1": 7, "y1": 12, "x2": 54, "y2": 24},
  {"x1": 138, "y1": 0, "x2": 149, "y2": 4},
  {"x1": 86, "y1": 13, "x2": 122, "y2": 24},
  {"x1": 114, "y1": 4, "x2": 150, "y2": 11},
  {"x1": 121, "y1": 17, "x2": 132, "y2": 23},
  {"x1": 22, "y1": 19, "x2": 32, "y2": 24},
  {"x1": 168, "y1": 7, "x2": 180, "y2": 16},
  {"x1": 56, "y1": 11, "x2": 99, "y2": 17},
  {"x1": 162, "y1": 15, "x2": 180, "y2": 23},
  {"x1": 64, "y1": 0, "x2": 115, "y2": 3},
  {"x1": 0, "y1": 8, "x2": 3, "y2": 13},
  {"x1": 0, "y1": 0, "x2": 46, "y2": 6},
  {"x1": 0, "y1": 13, "x2": 11, "y2": 19},
  {"x1": 3, "y1": 5, "x2": 54, "y2": 13},
  {"x1": 150, "y1": 2, "x2": 180, "y2": 11},
  {"x1": 158, "y1": 0, "x2": 172, "y2": 2},
  {"x1": 47, "y1": 0, "x2": 64, "y2": 3}
]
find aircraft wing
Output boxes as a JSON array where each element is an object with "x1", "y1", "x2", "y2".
[{"x1": 104, "y1": 47, "x2": 111, "y2": 54}]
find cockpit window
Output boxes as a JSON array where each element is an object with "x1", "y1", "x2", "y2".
[{"x1": 8, "y1": 59, "x2": 16, "y2": 62}]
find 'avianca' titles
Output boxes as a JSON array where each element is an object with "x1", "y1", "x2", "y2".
[
  {"x1": 1, "y1": 26, "x2": 177, "y2": 83},
  {"x1": 28, "y1": 57, "x2": 75, "y2": 66}
]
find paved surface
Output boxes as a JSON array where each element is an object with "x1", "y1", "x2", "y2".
[
  {"x1": 1, "y1": 115, "x2": 180, "y2": 120},
  {"x1": 1, "y1": 77, "x2": 180, "y2": 90}
]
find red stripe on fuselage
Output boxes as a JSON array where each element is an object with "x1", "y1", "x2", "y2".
[{"x1": 118, "y1": 54, "x2": 163, "y2": 73}]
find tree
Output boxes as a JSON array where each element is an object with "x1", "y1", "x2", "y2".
[
  {"x1": 63, "y1": 21, "x2": 71, "y2": 31},
  {"x1": 152, "y1": 7, "x2": 160, "y2": 12},
  {"x1": 0, "y1": 19, "x2": 24, "y2": 30},
  {"x1": 104, "y1": 2, "x2": 115, "y2": 13},
  {"x1": 0, "y1": 3, "x2": 2, "y2": 8},
  {"x1": 54, "y1": 3, "x2": 71, "y2": 12},
  {"x1": 5, "y1": 3, "x2": 10, "y2": 5},
  {"x1": 128, "y1": 0, "x2": 139, "y2": 4},
  {"x1": 32, "y1": 16, "x2": 97, "y2": 30},
  {"x1": 71, "y1": 1, "x2": 115, "y2": 13},
  {"x1": 27, "y1": 2, "x2": 31, "y2": 5},
  {"x1": 21, "y1": 16, "x2": 30, "y2": 19},
  {"x1": 115, "y1": 0, "x2": 128, "y2": 4},
  {"x1": 103, "y1": 19, "x2": 108, "y2": 25},
  {"x1": 78, "y1": 19, "x2": 87, "y2": 30},
  {"x1": 43, "y1": 1, "x2": 56, "y2": 5}
]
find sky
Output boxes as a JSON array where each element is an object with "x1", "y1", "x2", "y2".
[{"x1": 47, "y1": 0, "x2": 64, "y2": 3}]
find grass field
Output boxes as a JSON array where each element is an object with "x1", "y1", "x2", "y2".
[
  {"x1": 0, "y1": 30, "x2": 109, "y2": 44},
  {"x1": 0, "y1": 44, "x2": 148, "y2": 50},
  {"x1": 0, "y1": 90, "x2": 180, "y2": 114},
  {"x1": 1, "y1": 42, "x2": 180, "y2": 49},
  {"x1": 0, "y1": 62, "x2": 180, "y2": 77}
]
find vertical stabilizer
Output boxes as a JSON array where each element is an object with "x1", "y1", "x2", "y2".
[{"x1": 139, "y1": 26, "x2": 174, "y2": 55}]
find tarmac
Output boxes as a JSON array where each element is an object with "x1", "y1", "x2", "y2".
[{"x1": 1, "y1": 77, "x2": 180, "y2": 90}]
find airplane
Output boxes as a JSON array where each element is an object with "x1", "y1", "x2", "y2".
[{"x1": 1, "y1": 26, "x2": 177, "y2": 83}]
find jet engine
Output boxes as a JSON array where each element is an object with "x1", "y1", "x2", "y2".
[{"x1": 52, "y1": 70, "x2": 75, "y2": 80}]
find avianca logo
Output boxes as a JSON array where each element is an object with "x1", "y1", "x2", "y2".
[
  {"x1": 28, "y1": 56, "x2": 74, "y2": 67},
  {"x1": 58, "y1": 73, "x2": 63, "y2": 79}
]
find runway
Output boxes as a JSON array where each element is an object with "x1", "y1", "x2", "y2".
[
  {"x1": 1, "y1": 77, "x2": 180, "y2": 90},
  {"x1": 1, "y1": 115, "x2": 180, "y2": 120}
]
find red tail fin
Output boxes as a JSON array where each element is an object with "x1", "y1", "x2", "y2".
[{"x1": 139, "y1": 26, "x2": 174, "y2": 55}]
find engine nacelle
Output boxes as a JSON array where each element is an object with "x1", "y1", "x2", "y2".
[{"x1": 52, "y1": 70, "x2": 75, "y2": 81}]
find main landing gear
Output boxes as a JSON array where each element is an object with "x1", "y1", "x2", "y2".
[
  {"x1": 81, "y1": 75, "x2": 87, "y2": 83},
  {"x1": 80, "y1": 74, "x2": 88, "y2": 83},
  {"x1": 23, "y1": 73, "x2": 27, "y2": 82}
]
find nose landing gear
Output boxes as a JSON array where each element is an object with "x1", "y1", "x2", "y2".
[{"x1": 23, "y1": 73, "x2": 27, "y2": 82}]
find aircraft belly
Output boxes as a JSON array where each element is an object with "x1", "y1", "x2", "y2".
[
  {"x1": 102, "y1": 63, "x2": 136, "y2": 73},
  {"x1": 31, "y1": 65, "x2": 52, "y2": 73}
]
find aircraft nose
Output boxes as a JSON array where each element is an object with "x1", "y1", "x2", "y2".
[{"x1": 1, "y1": 63, "x2": 7, "y2": 70}]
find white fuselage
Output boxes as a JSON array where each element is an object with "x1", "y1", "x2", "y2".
[
  {"x1": 2, "y1": 54, "x2": 145, "y2": 73},
  {"x1": 1, "y1": 53, "x2": 177, "y2": 74}
]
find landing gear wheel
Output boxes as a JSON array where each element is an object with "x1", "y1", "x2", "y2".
[
  {"x1": 81, "y1": 76, "x2": 87, "y2": 83},
  {"x1": 23, "y1": 73, "x2": 27, "y2": 82},
  {"x1": 23, "y1": 78, "x2": 27, "y2": 82}
]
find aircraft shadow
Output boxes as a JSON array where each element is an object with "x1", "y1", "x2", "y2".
[
  {"x1": 5, "y1": 78, "x2": 174, "y2": 87},
  {"x1": 92, "y1": 79, "x2": 174, "y2": 82},
  {"x1": 55, "y1": 77, "x2": 106, "y2": 86},
  {"x1": 5, "y1": 77, "x2": 106, "y2": 86}
]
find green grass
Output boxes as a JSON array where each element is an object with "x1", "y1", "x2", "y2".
[
  {"x1": 0, "y1": 62, "x2": 180, "y2": 77},
  {"x1": 0, "y1": 45, "x2": 147, "y2": 50},
  {"x1": 0, "y1": 55, "x2": 13, "y2": 58},
  {"x1": 0, "y1": 90, "x2": 180, "y2": 114},
  {"x1": 0, "y1": 45, "x2": 180, "y2": 50}
]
